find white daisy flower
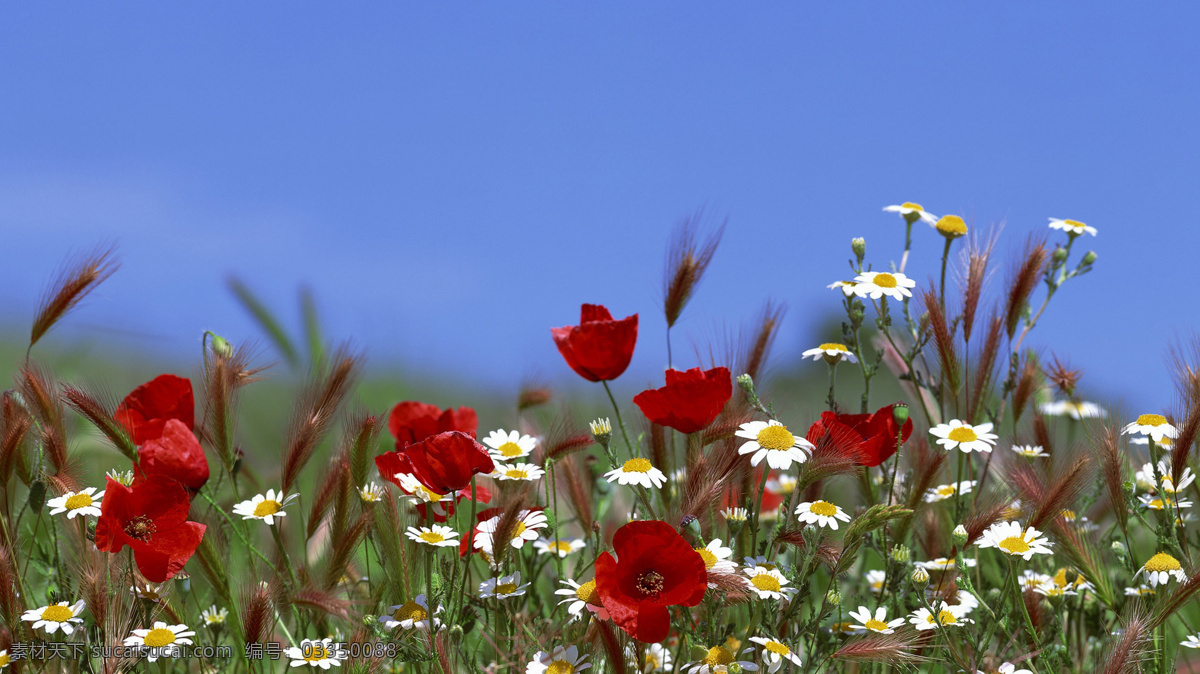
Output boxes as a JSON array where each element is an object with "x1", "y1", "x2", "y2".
[
  {"x1": 1039, "y1": 399, "x2": 1105, "y2": 420},
  {"x1": 722, "y1": 507, "x2": 749, "y2": 523},
  {"x1": 526, "y1": 645, "x2": 591, "y2": 674},
  {"x1": 483, "y1": 429, "x2": 537, "y2": 462},
  {"x1": 749, "y1": 636, "x2": 802, "y2": 672},
  {"x1": 1135, "y1": 462, "x2": 1160, "y2": 492},
  {"x1": 847, "y1": 606, "x2": 905, "y2": 634},
  {"x1": 1162, "y1": 467, "x2": 1196, "y2": 494},
  {"x1": 201, "y1": 605, "x2": 228, "y2": 627},
  {"x1": 924, "y1": 480, "x2": 976, "y2": 503},
  {"x1": 743, "y1": 566, "x2": 795, "y2": 600},
  {"x1": 909, "y1": 603, "x2": 972, "y2": 630},
  {"x1": 0, "y1": 649, "x2": 9, "y2": 669},
  {"x1": 1124, "y1": 584, "x2": 1156, "y2": 597},
  {"x1": 883, "y1": 202, "x2": 938, "y2": 225},
  {"x1": 1182, "y1": 634, "x2": 1200, "y2": 649},
  {"x1": 123, "y1": 622, "x2": 195, "y2": 662},
  {"x1": 1020, "y1": 570, "x2": 1053, "y2": 592},
  {"x1": 534, "y1": 538, "x2": 586, "y2": 558},
  {"x1": 695, "y1": 539, "x2": 738, "y2": 574},
  {"x1": 801, "y1": 343, "x2": 857, "y2": 364},
  {"x1": 357, "y1": 483, "x2": 385, "y2": 503},
  {"x1": 131, "y1": 583, "x2": 167, "y2": 601},
  {"x1": 1130, "y1": 434, "x2": 1174, "y2": 450},
  {"x1": 794, "y1": 500, "x2": 851, "y2": 530},
  {"x1": 684, "y1": 646, "x2": 759, "y2": 674},
  {"x1": 405, "y1": 524, "x2": 459, "y2": 547},
  {"x1": 985, "y1": 664, "x2": 1034, "y2": 674},
  {"x1": 827, "y1": 280, "x2": 858, "y2": 297},
  {"x1": 1011, "y1": 444, "x2": 1049, "y2": 458},
  {"x1": 604, "y1": 458, "x2": 668, "y2": 489},
  {"x1": 1135, "y1": 552, "x2": 1188, "y2": 587},
  {"x1": 852, "y1": 271, "x2": 917, "y2": 301},
  {"x1": 106, "y1": 468, "x2": 135, "y2": 486},
  {"x1": 474, "y1": 510, "x2": 547, "y2": 553},
  {"x1": 977, "y1": 521, "x2": 1053, "y2": 560},
  {"x1": 554, "y1": 578, "x2": 608, "y2": 621},
  {"x1": 46, "y1": 487, "x2": 104, "y2": 519},
  {"x1": 640, "y1": 643, "x2": 673, "y2": 672},
  {"x1": 766, "y1": 473, "x2": 798, "y2": 496},
  {"x1": 866, "y1": 569, "x2": 887, "y2": 594},
  {"x1": 915, "y1": 557, "x2": 976, "y2": 571},
  {"x1": 1048, "y1": 217, "x2": 1097, "y2": 237},
  {"x1": 735, "y1": 420, "x2": 814, "y2": 470},
  {"x1": 479, "y1": 572, "x2": 530, "y2": 599},
  {"x1": 933, "y1": 215, "x2": 968, "y2": 238},
  {"x1": 21, "y1": 600, "x2": 85, "y2": 634},
  {"x1": 493, "y1": 463, "x2": 545, "y2": 482},
  {"x1": 392, "y1": 473, "x2": 453, "y2": 516},
  {"x1": 1122, "y1": 414, "x2": 1179, "y2": 442},
  {"x1": 232, "y1": 489, "x2": 298, "y2": 526},
  {"x1": 285, "y1": 638, "x2": 342, "y2": 669},
  {"x1": 929, "y1": 419, "x2": 998, "y2": 454},
  {"x1": 589, "y1": 418, "x2": 612, "y2": 440},
  {"x1": 379, "y1": 594, "x2": 441, "y2": 631},
  {"x1": 743, "y1": 556, "x2": 783, "y2": 572},
  {"x1": 1139, "y1": 494, "x2": 1193, "y2": 510}
]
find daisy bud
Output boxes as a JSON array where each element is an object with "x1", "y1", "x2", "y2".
[
  {"x1": 728, "y1": 664, "x2": 744, "y2": 674},
  {"x1": 892, "y1": 403, "x2": 909, "y2": 427},
  {"x1": 736, "y1": 373, "x2": 756, "y2": 398},
  {"x1": 952, "y1": 524, "x2": 968, "y2": 547},
  {"x1": 890, "y1": 545, "x2": 911, "y2": 564},
  {"x1": 934, "y1": 215, "x2": 967, "y2": 238},
  {"x1": 448, "y1": 625, "x2": 464, "y2": 644},
  {"x1": 589, "y1": 418, "x2": 612, "y2": 449},
  {"x1": 911, "y1": 567, "x2": 929, "y2": 588},
  {"x1": 27, "y1": 480, "x2": 46, "y2": 513},
  {"x1": 1081, "y1": 250, "x2": 1097, "y2": 266},
  {"x1": 1111, "y1": 540, "x2": 1126, "y2": 559},
  {"x1": 851, "y1": 237, "x2": 866, "y2": 264},
  {"x1": 1052, "y1": 246, "x2": 1069, "y2": 264},
  {"x1": 107, "y1": 469, "x2": 135, "y2": 486},
  {"x1": 826, "y1": 588, "x2": 841, "y2": 607}
]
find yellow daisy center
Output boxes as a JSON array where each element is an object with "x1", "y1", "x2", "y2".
[
  {"x1": 1137, "y1": 414, "x2": 1167, "y2": 427},
  {"x1": 702, "y1": 646, "x2": 734, "y2": 666},
  {"x1": 947, "y1": 427, "x2": 978, "y2": 443},
  {"x1": 514, "y1": 521, "x2": 527, "y2": 537},
  {"x1": 40, "y1": 605, "x2": 74, "y2": 622},
  {"x1": 0, "y1": 653, "x2": 8, "y2": 666},
  {"x1": 417, "y1": 485, "x2": 444, "y2": 501},
  {"x1": 623, "y1": 458, "x2": 653, "y2": 473},
  {"x1": 998, "y1": 535, "x2": 1030, "y2": 555},
  {"x1": 900, "y1": 202, "x2": 924, "y2": 211},
  {"x1": 1144, "y1": 552, "x2": 1181, "y2": 572},
  {"x1": 393, "y1": 601, "x2": 427, "y2": 623},
  {"x1": 549, "y1": 541, "x2": 573, "y2": 555},
  {"x1": 419, "y1": 531, "x2": 446, "y2": 544},
  {"x1": 936, "y1": 485, "x2": 956, "y2": 497},
  {"x1": 253, "y1": 500, "x2": 282, "y2": 518},
  {"x1": 575, "y1": 580, "x2": 598, "y2": 604},
  {"x1": 645, "y1": 653, "x2": 662, "y2": 668},
  {"x1": 935, "y1": 215, "x2": 967, "y2": 236},
  {"x1": 818, "y1": 343, "x2": 848, "y2": 352},
  {"x1": 864, "y1": 618, "x2": 889, "y2": 631},
  {"x1": 756, "y1": 425, "x2": 795, "y2": 451},
  {"x1": 64, "y1": 493, "x2": 94, "y2": 510},
  {"x1": 809, "y1": 501, "x2": 838, "y2": 517},
  {"x1": 305, "y1": 645, "x2": 330, "y2": 662},
  {"x1": 498, "y1": 442, "x2": 524, "y2": 457},
  {"x1": 143, "y1": 628, "x2": 177, "y2": 648},
  {"x1": 546, "y1": 660, "x2": 575, "y2": 674},
  {"x1": 872, "y1": 273, "x2": 898, "y2": 289},
  {"x1": 1062, "y1": 219, "x2": 1087, "y2": 229},
  {"x1": 696, "y1": 548, "x2": 717, "y2": 569},
  {"x1": 506, "y1": 469, "x2": 529, "y2": 479},
  {"x1": 764, "y1": 640, "x2": 790, "y2": 655},
  {"x1": 1147, "y1": 499, "x2": 1165, "y2": 509},
  {"x1": 935, "y1": 610, "x2": 958, "y2": 625},
  {"x1": 495, "y1": 582, "x2": 519, "y2": 595},
  {"x1": 751, "y1": 574, "x2": 782, "y2": 593}
]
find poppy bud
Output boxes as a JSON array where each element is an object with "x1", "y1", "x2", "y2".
[
  {"x1": 1081, "y1": 251, "x2": 1097, "y2": 265},
  {"x1": 851, "y1": 237, "x2": 866, "y2": 264},
  {"x1": 206, "y1": 331, "x2": 233, "y2": 358},
  {"x1": 892, "y1": 403, "x2": 909, "y2": 427},
  {"x1": 175, "y1": 571, "x2": 191, "y2": 593},
  {"x1": 28, "y1": 480, "x2": 46, "y2": 513},
  {"x1": 952, "y1": 524, "x2": 968, "y2": 547},
  {"x1": 911, "y1": 567, "x2": 929, "y2": 588}
]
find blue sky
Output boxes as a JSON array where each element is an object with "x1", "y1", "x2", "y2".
[{"x1": 1, "y1": 3, "x2": 1197, "y2": 413}]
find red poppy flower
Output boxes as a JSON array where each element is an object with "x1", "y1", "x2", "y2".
[
  {"x1": 806, "y1": 403, "x2": 913, "y2": 467},
  {"x1": 114, "y1": 374, "x2": 195, "y2": 445},
  {"x1": 633, "y1": 367, "x2": 731, "y2": 434},
  {"x1": 551, "y1": 304, "x2": 638, "y2": 382},
  {"x1": 136, "y1": 419, "x2": 210, "y2": 490},
  {"x1": 594, "y1": 520, "x2": 707, "y2": 643},
  {"x1": 94, "y1": 475, "x2": 206, "y2": 583},
  {"x1": 402, "y1": 431, "x2": 495, "y2": 495},
  {"x1": 387, "y1": 401, "x2": 478, "y2": 449}
]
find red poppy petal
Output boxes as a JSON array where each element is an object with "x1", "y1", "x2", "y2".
[
  {"x1": 138, "y1": 419, "x2": 209, "y2": 490},
  {"x1": 114, "y1": 374, "x2": 195, "y2": 445},
  {"x1": 634, "y1": 603, "x2": 672, "y2": 643},
  {"x1": 132, "y1": 521, "x2": 206, "y2": 582},
  {"x1": 580, "y1": 304, "x2": 614, "y2": 323}
]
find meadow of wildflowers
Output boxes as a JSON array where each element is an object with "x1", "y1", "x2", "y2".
[{"x1": 3, "y1": 208, "x2": 1200, "y2": 674}]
